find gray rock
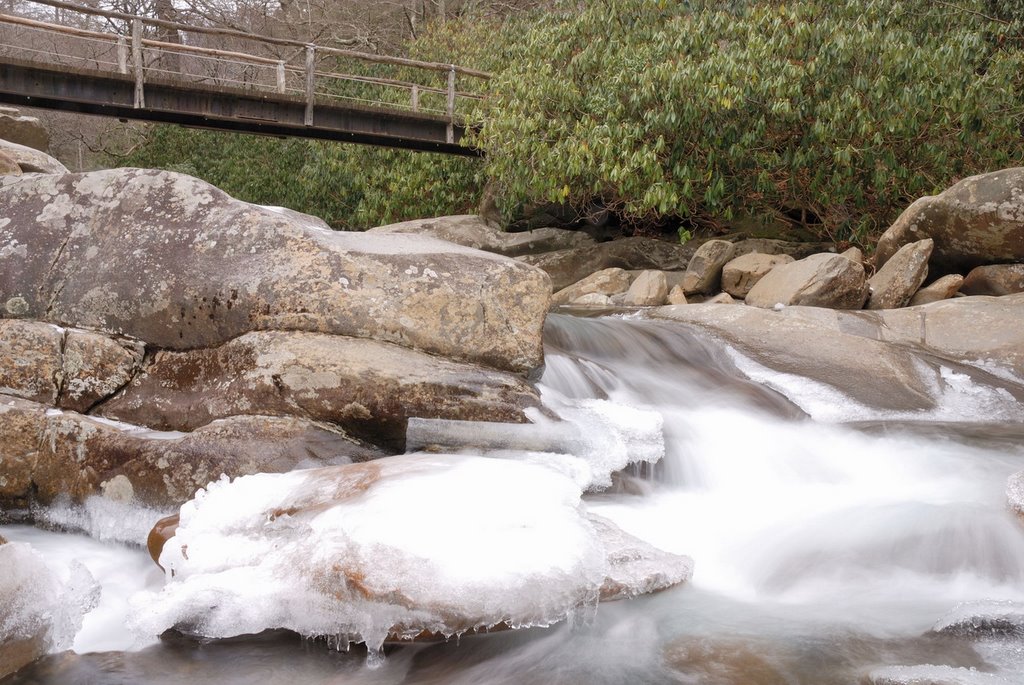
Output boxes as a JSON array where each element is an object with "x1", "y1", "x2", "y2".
[
  {"x1": 0, "y1": 139, "x2": 66, "y2": 174},
  {"x1": 875, "y1": 167, "x2": 1024, "y2": 274},
  {"x1": 623, "y1": 270, "x2": 668, "y2": 306},
  {"x1": 0, "y1": 112, "x2": 50, "y2": 152},
  {"x1": 730, "y1": 238, "x2": 836, "y2": 260},
  {"x1": 681, "y1": 240, "x2": 735, "y2": 295},
  {"x1": 552, "y1": 267, "x2": 631, "y2": 306},
  {"x1": 840, "y1": 246, "x2": 864, "y2": 264},
  {"x1": 704, "y1": 292, "x2": 736, "y2": 305},
  {"x1": 745, "y1": 253, "x2": 869, "y2": 310},
  {"x1": 909, "y1": 274, "x2": 964, "y2": 306},
  {"x1": 651, "y1": 293, "x2": 1024, "y2": 411},
  {"x1": 0, "y1": 169, "x2": 549, "y2": 375},
  {"x1": 369, "y1": 215, "x2": 594, "y2": 257},
  {"x1": 721, "y1": 252, "x2": 794, "y2": 298},
  {"x1": 572, "y1": 292, "x2": 613, "y2": 307},
  {"x1": 98, "y1": 331, "x2": 539, "y2": 451},
  {"x1": 961, "y1": 264, "x2": 1024, "y2": 296},
  {"x1": 867, "y1": 238, "x2": 933, "y2": 310},
  {"x1": 932, "y1": 600, "x2": 1024, "y2": 638},
  {"x1": 519, "y1": 237, "x2": 695, "y2": 291}
]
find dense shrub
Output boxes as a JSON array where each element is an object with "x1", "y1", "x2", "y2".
[{"x1": 470, "y1": 0, "x2": 1024, "y2": 243}]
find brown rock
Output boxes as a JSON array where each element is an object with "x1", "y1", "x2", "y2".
[
  {"x1": 960, "y1": 264, "x2": 1024, "y2": 296},
  {"x1": 665, "y1": 636, "x2": 790, "y2": 685},
  {"x1": 519, "y1": 237, "x2": 694, "y2": 291},
  {"x1": 0, "y1": 320, "x2": 62, "y2": 404},
  {"x1": 0, "y1": 150, "x2": 21, "y2": 177},
  {"x1": 730, "y1": 238, "x2": 836, "y2": 260},
  {"x1": 0, "y1": 169, "x2": 549, "y2": 375},
  {"x1": 721, "y1": 253, "x2": 794, "y2": 298},
  {"x1": 13, "y1": 401, "x2": 380, "y2": 506},
  {"x1": 0, "y1": 396, "x2": 44, "y2": 503},
  {"x1": 552, "y1": 267, "x2": 631, "y2": 306},
  {"x1": 368, "y1": 215, "x2": 594, "y2": 257},
  {"x1": 59, "y1": 330, "x2": 145, "y2": 413},
  {"x1": 704, "y1": 293, "x2": 736, "y2": 305},
  {"x1": 0, "y1": 112, "x2": 50, "y2": 152},
  {"x1": 909, "y1": 274, "x2": 964, "y2": 306},
  {"x1": 746, "y1": 253, "x2": 869, "y2": 310},
  {"x1": 875, "y1": 167, "x2": 1024, "y2": 274},
  {"x1": 98, "y1": 331, "x2": 539, "y2": 450},
  {"x1": 623, "y1": 270, "x2": 668, "y2": 306},
  {"x1": 666, "y1": 284, "x2": 688, "y2": 305},
  {"x1": 866, "y1": 238, "x2": 933, "y2": 310},
  {"x1": 681, "y1": 240, "x2": 735, "y2": 295},
  {"x1": 0, "y1": 139, "x2": 66, "y2": 174}
]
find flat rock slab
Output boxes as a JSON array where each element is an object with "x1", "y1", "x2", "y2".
[
  {"x1": 0, "y1": 169, "x2": 549, "y2": 375},
  {"x1": 99, "y1": 330, "x2": 540, "y2": 450},
  {"x1": 519, "y1": 237, "x2": 695, "y2": 291},
  {"x1": 369, "y1": 215, "x2": 594, "y2": 257},
  {"x1": 651, "y1": 293, "x2": 1024, "y2": 412},
  {"x1": 0, "y1": 395, "x2": 379, "y2": 507}
]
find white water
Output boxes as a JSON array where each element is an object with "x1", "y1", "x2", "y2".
[{"x1": 3, "y1": 312, "x2": 1024, "y2": 684}]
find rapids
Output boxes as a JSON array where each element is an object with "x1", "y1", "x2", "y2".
[{"x1": 4, "y1": 312, "x2": 1024, "y2": 684}]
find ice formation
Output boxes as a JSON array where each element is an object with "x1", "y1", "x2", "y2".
[
  {"x1": 932, "y1": 600, "x2": 1024, "y2": 638},
  {"x1": 0, "y1": 541, "x2": 100, "y2": 665},
  {"x1": 131, "y1": 454, "x2": 691, "y2": 650}
]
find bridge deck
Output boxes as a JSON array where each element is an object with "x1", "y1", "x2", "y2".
[{"x1": 0, "y1": 0, "x2": 488, "y2": 155}]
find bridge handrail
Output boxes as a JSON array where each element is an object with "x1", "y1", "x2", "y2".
[{"x1": 18, "y1": 0, "x2": 493, "y2": 80}]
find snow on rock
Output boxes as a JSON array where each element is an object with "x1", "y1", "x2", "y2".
[
  {"x1": 0, "y1": 541, "x2": 99, "y2": 677},
  {"x1": 867, "y1": 664, "x2": 1011, "y2": 685},
  {"x1": 131, "y1": 455, "x2": 691, "y2": 650},
  {"x1": 1008, "y1": 471, "x2": 1024, "y2": 520},
  {"x1": 931, "y1": 600, "x2": 1024, "y2": 638}
]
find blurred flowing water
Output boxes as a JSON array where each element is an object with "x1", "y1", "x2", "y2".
[{"x1": 5, "y1": 312, "x2": 1024, "y2": 684}]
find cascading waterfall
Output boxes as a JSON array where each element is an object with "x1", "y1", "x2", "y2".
[{"x1": 3, "y1": 312, "x2": 1024, "y2": 685}]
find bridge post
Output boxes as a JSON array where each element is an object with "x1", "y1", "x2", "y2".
[
  {"x1": 132, "y1": 18, "x2": 144, "y2": 108},
  {"x1": 276, "y1": 61, "x2": 286, "y2": 94},
  {"x1": 446, "y1": 65, "x2": 456, "y2": 144},
  {"x1": 411, "y1": 84, "x2": 419, "y2": 112},
  {"x1": 117, "y1": 36, "x2": 128, "y2": 75},
  {"x1": 304, "y1": 45, "x2": 315, "y2": 126}
]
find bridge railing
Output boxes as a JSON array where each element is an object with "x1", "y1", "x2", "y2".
[{"x1": 0, "y1": 0, "x2": 491, "y2": 142}]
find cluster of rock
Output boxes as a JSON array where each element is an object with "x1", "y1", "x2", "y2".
[
  {"x1": 539, "y1": 168, "x2": 1024, "y2": 312},
  {"x1": 0, "y1": 159, "x2": 551, "y2": 514}
]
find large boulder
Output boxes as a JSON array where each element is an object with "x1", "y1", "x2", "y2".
[
  {"x1": 519, "y1": 237, "x2": 695, "y2": 291},
  {"x1": 681, "y1": 240, "x2": 735, "y2": 295},
  {"x1": 0, "y1": 139, "x2": 66, "y2": 175},
  {"x1": 0, "y1": 395, "x2": 378, "y2": 508},
  {"x1": 866, "y1": 238, "x2": 933, "y2": 310},
  {"x1": 745, "y1": 253, "x2": 868, "y2": 310},
  {"x1": 0, "y1": 169, "x2": 549, "y2": 375},
  {"x1": 721, "y1": 253, "x2": 794, "y2": 299},
  {"x1": 97, "y1": 331, "x2": 540, "y2": 450},
  {"x1": 134, "y1": 455, "x2": 692, "y2": 648},
  {"x1": 960, "y1": 264, "x2": 1024, "y2": 296},
  {"x1": 875, "y1": 167, "x2": 1024, "y2": 274},
  {"x1": 0, "y1": 110, "x2": 49, "y2": 152},
  {"x1": 368, "y1": 215, "x2": 594, "y2": 257},
  {"x1": 651, "y1": 293, "x2": 1024, "y2": 412}
]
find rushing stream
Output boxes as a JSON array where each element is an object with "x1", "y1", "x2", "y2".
[{"x1": 4, "y1": 312, "x2": 1024, "y2": 684}]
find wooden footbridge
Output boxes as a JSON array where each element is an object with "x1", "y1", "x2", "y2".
[{"x1": 0, "y1": 0, "x2": 490, "y2": 155}]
